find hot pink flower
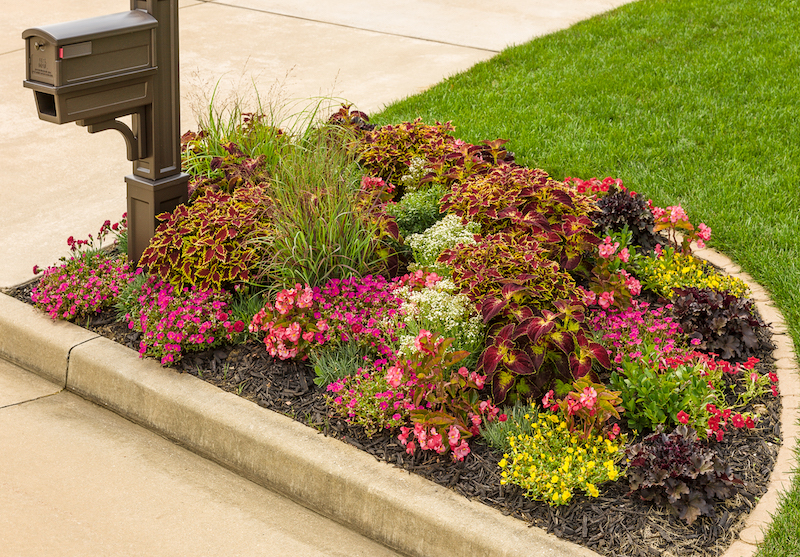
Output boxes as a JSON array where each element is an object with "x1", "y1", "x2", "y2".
[{"x1": 677, "y1": 410, "x2": 689, "y2": 424}]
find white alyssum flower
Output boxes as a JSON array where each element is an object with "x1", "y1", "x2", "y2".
[
  {"x1": 398, "y1": 156, "x2": 428, "y2": 193},
  {"x1": 395, "y1": 278, "x2": 485, "y2": 359},
  {"x1": 407, "y1": 213, "x2": 479, "y2": 269}
]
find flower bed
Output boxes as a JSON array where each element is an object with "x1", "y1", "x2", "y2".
[{"x1": 22, "y1": 106, "x2": 781, "y2": 557}]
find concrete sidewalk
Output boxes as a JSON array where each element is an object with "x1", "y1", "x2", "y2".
[
  {"x1": 0, "y1": 0, "x2": 635, "y2": 288},
  {"x1": 0, "y1": 358, "x2": 405, "y2": 557}
]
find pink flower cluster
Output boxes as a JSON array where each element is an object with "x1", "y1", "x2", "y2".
[
  {"x1": 126, "y1": 277, "x2": 243, "y2": 365},
  {"x1": 589, "y1": 301, "x2": 683, "y2": 366},
  {"x1": 32, "y1": 254, "x2": 135, "y2": 321},
  {"x1": 398, "y1": 423, "x2": 471, "y2": 461},
  {"x1": 587, "y1": 236, "x2": 640, "y2": 308},
  {"x1": 648, "y1": 202, "x2": 712, "y2": 250},
  {"x1": 250, "y1": 275, "x2": 405, "y2": 361}
]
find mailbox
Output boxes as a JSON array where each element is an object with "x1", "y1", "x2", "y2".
[
  {"x1": 23, "y1": 1, "x2": 189, "y2": 265},
  {"x1": 23, "y1": 10, "x2": 157, "y2": 124}
]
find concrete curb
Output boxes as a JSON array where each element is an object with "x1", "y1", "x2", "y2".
[{"x1": 1, "y1": 243, "x2": 797, "y2": 557}]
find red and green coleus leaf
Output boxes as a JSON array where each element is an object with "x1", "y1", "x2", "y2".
[
  {"x1": 568, "y1": 330, "x2": 612, "y2": 377},
  {"x1": 491, "y1": 368, "x2": 517, "y2": 403}
]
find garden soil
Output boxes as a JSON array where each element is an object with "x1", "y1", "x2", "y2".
[{"x1": 8, "y1": 283, "x2": 781, "y2": 557}]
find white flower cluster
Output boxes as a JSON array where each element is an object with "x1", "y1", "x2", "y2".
[
  {"x1": 398, "y1": 156, "x2": 428, "y2": 193},
  {"x1": 395, "y1": 278, "x2": 485, "y2": 360},
  {"x1": 407, "y1": 213, "x2": 479, "y2": 270}
]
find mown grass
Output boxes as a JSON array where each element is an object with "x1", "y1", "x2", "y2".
[{"x1": 372, "y1": 0, "x2": 800, "y2": 553}]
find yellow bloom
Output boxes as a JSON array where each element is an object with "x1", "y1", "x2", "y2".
[{"x1": 586, "y1": 483, "x2": 600, "y2": 498}]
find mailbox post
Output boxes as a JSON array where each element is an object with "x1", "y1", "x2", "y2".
[{"x1": 23, "y1": 0, "x2": 189, "y2": 264}]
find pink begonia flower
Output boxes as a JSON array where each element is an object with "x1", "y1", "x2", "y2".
[
  {"x1": 654, "y1": 244, "x2": 663, "y2": 257},
  {"x1": 405, "y1": 441, "x2": 416, "y2": 455},
  {"x1": 398, "y1": 426, "x2": 410, "y2": 444},
  {"x1": 598, "y1": 291, "x2": 615, "y2": 309},
  {"x1": 414, "y1": 329, "x2": 433, "y2": 353},
  {"x1": 447, "y1": 425, "x2": 461, "y2": 448},
  {"x1": 452, "y1": 440, "x2": 470, "y2": 461},
  {"x1": 296, "y1": 286, "x2": 314, "y2": 308},
  {"x1": 566, "y1": 398, "x2": 582, "y2": 416},
  {"x1": 667, "y1": 205, "x2": 689, "y2": 224},
  {"x1": 697, "y1": 222, "x2": 712, "y2": 241},
  {"x1": 542, "y1": 390, "x2": 555, "y2": 409},
  {"x1": 618, "y1": 247, "x2": 630, "y2": 263},
  {"x1": 582, "y1": 288, "x2": 597, "y2": 305},
  {"x1": 598, "y1": 237, "x2": 620, "y2": 259},
  {"x1": 302, "y1": 331, "x2": 314, "y2": 342},
  {"x1": 428, "y1": 429, "x2": 445, "y2": 454},
  {"x1": 386, "y1": 365, "x2": 404, "y2": 388},
  {"x1": 285, "y1": 322, "x2": 302, "y2": 343},
  {"x1": 274, "y1": 289, "x2": 295, "y2": 314},
  {"x1": 579, "y1": 387, "x2": 598, "y2": 408}
]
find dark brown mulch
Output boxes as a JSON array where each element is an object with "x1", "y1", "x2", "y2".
[{"x1": 5, "y1": 283, "x2": 782, "y2": 557}]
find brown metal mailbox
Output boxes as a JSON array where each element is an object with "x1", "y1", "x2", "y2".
[{"x1": 23, "y1": 10, "x2": 157, "y2": 124}]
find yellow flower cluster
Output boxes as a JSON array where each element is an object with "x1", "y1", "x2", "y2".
[
  {"x1": 636, "y1": 251, "x2": 749, "y2": 299},
  {"x1": 498, "y1": 412, "x2": 624, "y2": 506}
]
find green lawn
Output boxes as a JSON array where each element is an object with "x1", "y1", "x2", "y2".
[{"x1": 372, "y1": 0, "x2": 800, "y2": 553}]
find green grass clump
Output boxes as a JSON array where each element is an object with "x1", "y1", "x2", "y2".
[{"x1": 372, "y1": 0, "x2": 800, "y2": 552}]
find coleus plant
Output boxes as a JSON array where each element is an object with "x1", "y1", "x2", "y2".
[
  {"x1": 356, "y1": 119, "x2": 514, "y2": 199},
  {"x1": 139, "y1": 184, "x2": 270, "y2": 290},
  {"x1": 476, "y1": 297, "x2": 611, "y2": 403},
  {"x1": 440, "y1": 164, "x2": 599, "y2": 271}
]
